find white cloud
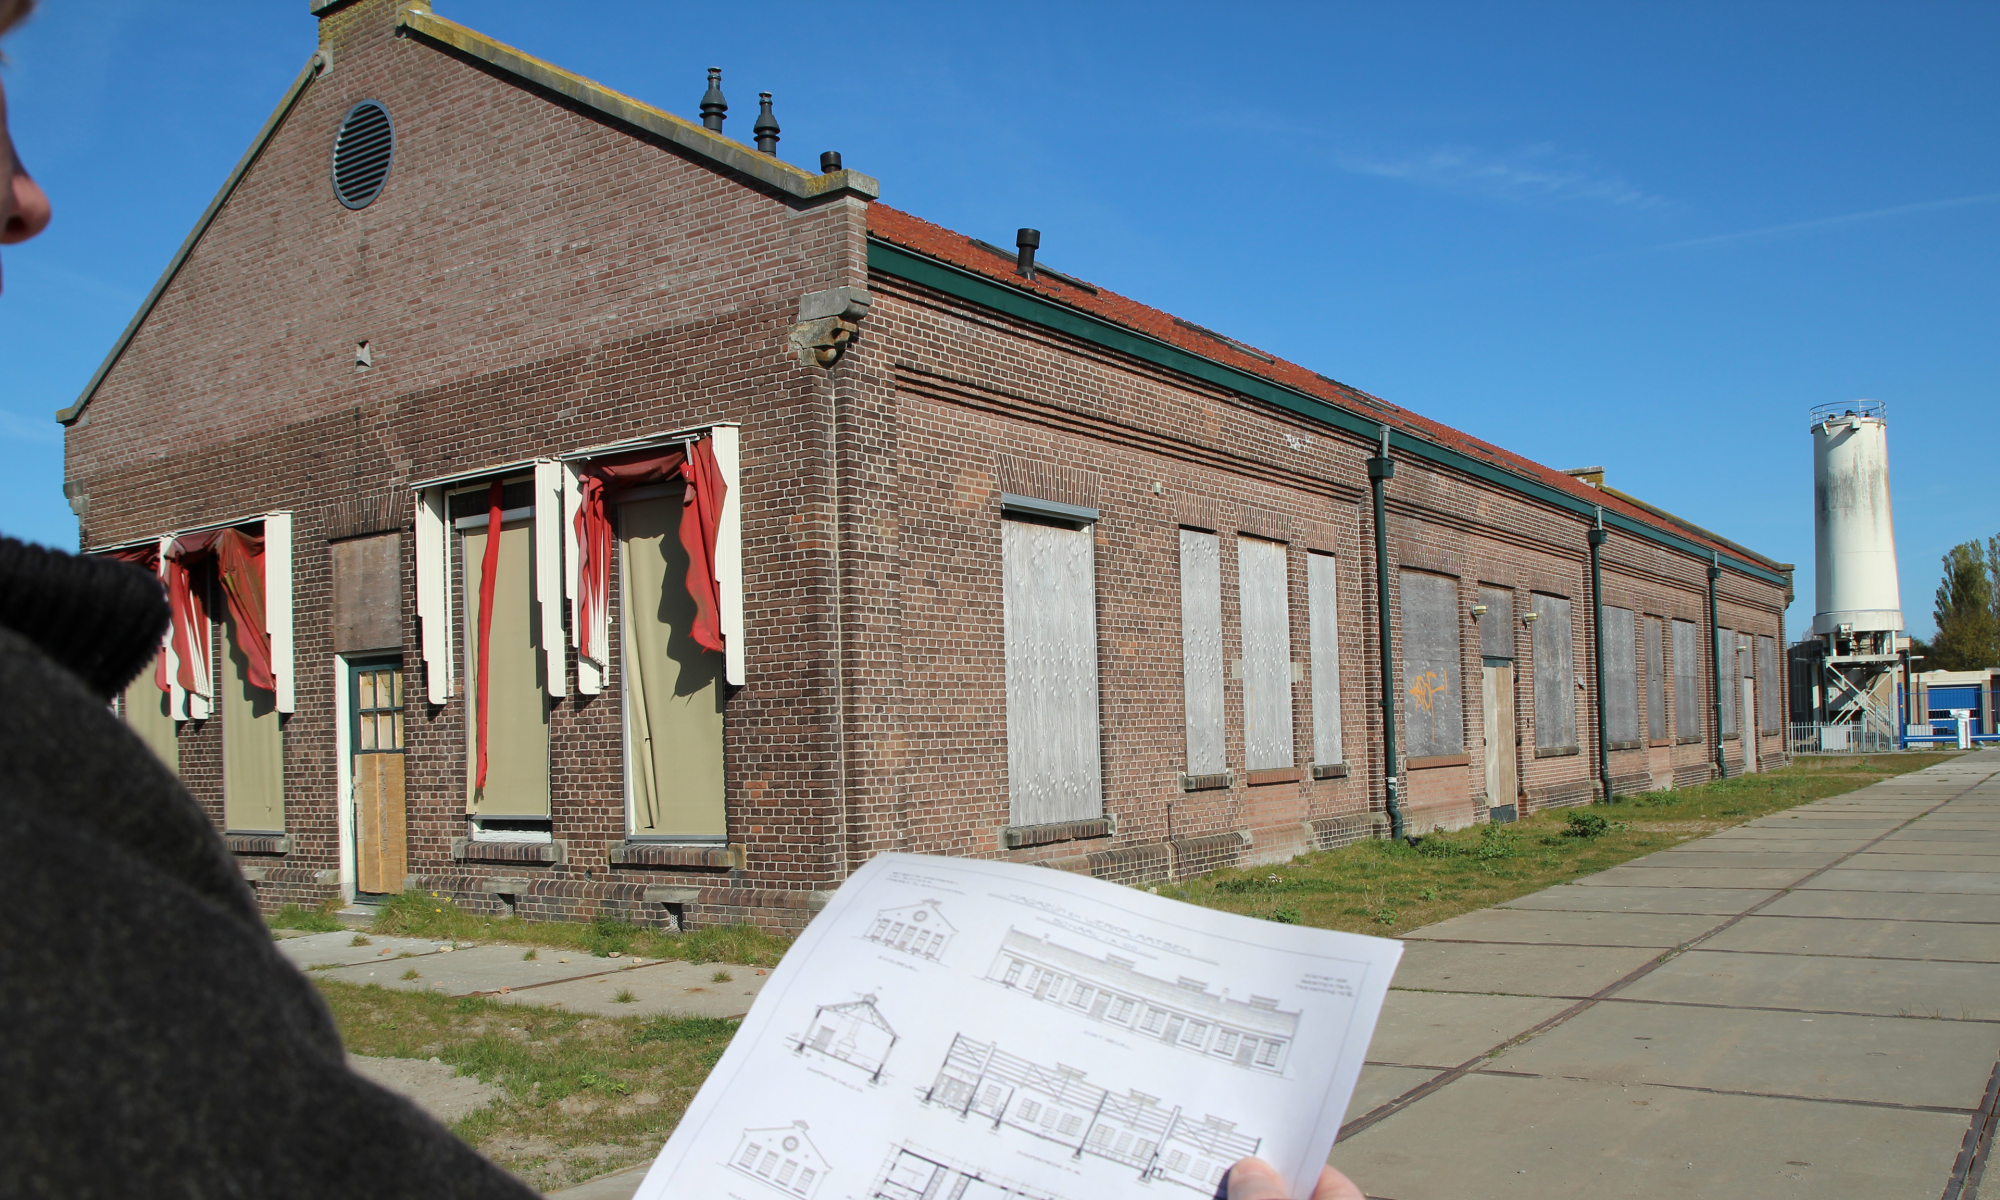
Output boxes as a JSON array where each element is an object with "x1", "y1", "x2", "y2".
[{"x1": 1340, "y1": 142, "x2": 1668, "y2": 209}]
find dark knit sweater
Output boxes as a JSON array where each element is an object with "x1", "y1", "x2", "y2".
[{"x1": 0, "y1": 538, "x2": 537, "y2": 1199}]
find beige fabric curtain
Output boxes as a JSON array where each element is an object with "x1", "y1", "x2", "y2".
[
  {"x1": 463, "y1": 519, "x2": 551, "y2": 817},
  {"x1": 122, "y1": 652, "x2": 179, "y2": 772},
  {"x1": 222, "y1": 610, "x2": 284, "y2": 832},
  {"x1": 622, "y1": 495, "x2": 725, "y2": 837}
]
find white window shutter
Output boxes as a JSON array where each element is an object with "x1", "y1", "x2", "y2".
[
  {"x1": 534, "y1": 459, "x2": 567, "y2": 698},
  {"x1": 711, "y1": 425, "x2": 745, "y2": 686},
  {"x1": 159, "y1": 534, "x2": 190, "y2": 721},
  {"x1": 416, "y1": 486, "x2": 453, "y2": 705},
  {"x1": 264, "y1": 510, "x2": 295, "y2": 713},
  {"x1": 562, "y1": 462, "x2": 604, "y2": 695}
]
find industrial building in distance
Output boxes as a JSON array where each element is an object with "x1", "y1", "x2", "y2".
[{"x1": 60, "y1": 0, "x2": 1793, "y2": 930}]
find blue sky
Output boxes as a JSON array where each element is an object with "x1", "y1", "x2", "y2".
[{"x1": 2, "y1": 1, "x2": 1995, "y2": 640}]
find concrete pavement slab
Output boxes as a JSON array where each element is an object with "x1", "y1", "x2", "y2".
[
  {"x1": 545, "y1": 1163, "x2": 648, "y2": 1200},
  {"x1": 1881, "y1": 829, "x2": 2000, "y2": 843},
  {"x1": 1330, "y1": 1072, "x2": 1966, "y2": 1200},
  {"x1": 1341, "y1": 1064, "x2": 1443, "y2": 1125},
  {"x1": 1500, "y1": 884, "x2": 1780, "y2": 915},
  {"x1": 1392, "y1": 942, "x2": 1661, "y2": 997},
  {"x1": 492, "y1": 959, "x2": 767, "y2": 1018},
  {"x1": 1800, "y1": 868, "x2": 2000, "y2": 894},
  {"x1": 1616, "y1": 948, "x2": 2000, "y2": 1019},
  {"x1": 1367, "y1": 990, "x2": 1574, "y2": 1068},
  {"x1": 1675, "y1": 836, "x2": 1878, "y2": 851},
  {"x1": 1850, "y1": 853, "x2": 2000, "y2": 872},
  {"x1": 1699, "y1": 915, "x2": 2000, "y2": 961},
  {"x1": 1758, "y1": 889, "x2": 2000, "y2": 923},
  {"x1": 317, "y1": 945, "x2": 641, "y2": 994},
  {"x1": 1568, "y1": 864, "x2": 1818, "y2": 889},
  {"x1": 276, "y1": 931, "x2": 455, "y2": 970},
  {"x1": 1616, "y1": 850, "x2": 1848, "y2": 870},
  {"x1": 1404, "y1": 908, "x2": 1729, "y2": 948},
  {"x1": 1490, "y1": 1002, "x2": 2000, "y2": 1108}
]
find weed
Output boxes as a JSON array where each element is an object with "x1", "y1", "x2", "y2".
[
  {"x1": 614, "y1": 989, "x2": 638, "y2": 1004},
  {"x1": 523, "y1": 949, "x2": 538, "y2": 961},
  {"x1": 1269, "y1": 906, "x2": 1303, "y2": 925},
  {"x1": 711, "y1": 970, "x2": 733, "y2": 984},
  {"x1": 270, "y1": 900, "x2": 345, "y2": 934},
  {"x1": 454, "y1": 997, "x2": 482, "y2": 1013},
  {"x1": 401, "y1": 968, "x2": 421, "y2": 981},
  {"x1": 371, "y1": 893, "x2": 790, "y2": 966},
  {"x1": 351, "y1": 933, "x2": 372, "y2": 947},
  {"x1": 1564, "y1": 811, "x2": 1612, "y2": 839}
]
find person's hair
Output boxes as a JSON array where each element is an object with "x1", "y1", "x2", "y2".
[{"x1": 0, "y1": 0, "x2": 34, "y2": 38}]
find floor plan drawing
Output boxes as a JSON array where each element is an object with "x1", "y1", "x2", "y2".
[
  {"x1": 790, "y1": 994, "x2": 897, "y2": 1082},
  {"x1": 866, "y1": 899, "x2": 956, "y2": 961},
  {"x1": 922, "y1": 1033, "x2": 1261, "y2": 1194},
  {"x1": 871, "y1": 1144, "x2": 1062, "y2": 1200},
  {"x1": 727, "y1": 1122, "x2": 828, "y2": 1199},
  {"x1": 987, "y1": 929, "x2": 1300, "y2": 1075}
]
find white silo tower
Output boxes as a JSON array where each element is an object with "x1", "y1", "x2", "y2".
[{"x1": 1807, "y1": 400, "x2": 1904, "y2": 742}]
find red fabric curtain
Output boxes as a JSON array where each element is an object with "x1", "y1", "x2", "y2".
[
  {"x1": 680, "y1": 438, "x2": 727, "y2": 654},
  {"x1": 101, "y1": 545, "x2": 169, "y2": 694},
  {"x1": 571, "y1": 445, "x2": 689, "y2": 663},
  {"x1": 475, "y1": 480, "x2": 503, "y2": 791},
  {"x1": 165, "y1": 527, "x2": 271, "y2": 696}
]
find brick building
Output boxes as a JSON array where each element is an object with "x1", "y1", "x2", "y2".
[{"x1": 60, "y1": 0, "x2": 1794, "y2": 931}]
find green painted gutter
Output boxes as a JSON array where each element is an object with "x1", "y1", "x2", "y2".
[{"x1": 868, "y1": 238, "x2": 1790, "y2": 589}]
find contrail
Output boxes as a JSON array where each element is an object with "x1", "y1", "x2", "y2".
[{"x1": 1620, "y1": 191, "x2": 2000, "y2": 258}]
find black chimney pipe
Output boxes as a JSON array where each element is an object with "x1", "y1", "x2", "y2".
[
  {"x1": 819, "y1": 151, "x2": 843, "y2": 174},
  {"x1": 700, "y1": 68, "x2": 727, "y2": 132},
  {"x1": 754, "y1": 92, "x2": 780, "y2": 155},
  {"x1": 1015, "y1": 228, "x2": 1040, "y2": 280}
]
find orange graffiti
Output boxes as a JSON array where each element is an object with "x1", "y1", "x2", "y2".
[{"x1": 1407, "y1": 670, "x2": 1447, "y2": 712}]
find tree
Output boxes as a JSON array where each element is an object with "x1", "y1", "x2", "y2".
[{"x1": 1931, "y1": 540, "x2": 1999, "y2": 670}]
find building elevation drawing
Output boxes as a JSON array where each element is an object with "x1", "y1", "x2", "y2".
[
  {"x1": 865, "y1": 901, "x2": 955, "y2": 961},
  {"x1": 727, "y1": 1123, "x2": 828, "y2": 1200},
  {"x1": 872, "y1": 1145, "x2": 1058, "y2": 1200},
  {"x1": 987, "y1": 930, "x2": 1299, "y2": 1073},
  {"x1": 922, "y1": 1033, "x2": 1261, "y2": 1194},
  {"x1": 791, "y1": 994, "x2": 897, "y2": 1082}
]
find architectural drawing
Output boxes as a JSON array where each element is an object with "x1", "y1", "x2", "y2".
[
  {"x1": 923, "y1": 1034, "x2": 1260, "y2": 1194},
  {"x1": 791, "y1": 994, "x2": 898, "y2": 1082},
  {"x1": 727, "y1": 1122, "x2": 828, "y2": 1199},
  {"x1": 988, "y1": 930, "x2": 1299, "y2": 1074},
  {"x1": 865, "y1": 900, "x2": 956, "y2": 961},
  {"x1": 871, "y1": 1145, "x2": 1061, "y2": 1200}
]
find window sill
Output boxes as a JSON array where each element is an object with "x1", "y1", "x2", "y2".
[
  {"x1": 1311, "y1": 762, "x2": 1350, "y2": 780},
  {"x1": 1180, "y1": 771, "x2": 1233, "y2": 792},
  {"x1": 1245, "y1": 767, "x2": 1301, "y2": 786},
  {"x1": 226, "y1": 834, "x2": 289, "y2": 856},
  {"x1": 609, "y1": 842, "x2": 745, "y2": 870},
  {"x1": 1406, "y1": 754, "x2": 1470, "y2": 770},
  {"x1": 1648, "y1": 738, "x2": 1672, "y2": 748},
  {"x1": 452, "y1": 838, "x2": 566, "y2": 865},
  {"x1": 1676, "y1": 735, "x2": 1703, "y2": 746},
  {"x1": 1000, "y1": 816, "x2": 1116, "y2": 849},
  {"x1": 1534, "y1": 745, "x2": 1581, "y2": 758},
  {"x1": 1607, "y1": 740, "x2": 1645, "y2": 752}
]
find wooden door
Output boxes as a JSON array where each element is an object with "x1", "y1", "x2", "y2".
[
  {"x1": 353, "y1": 661, "x2": 407, "y2": 895},
  {"x1": 1483, "y1": 661, "x2": 1518, "y2": 813},
  {"x1": 1742, "y1": 677, "x2": 1759, "y2": 773}
]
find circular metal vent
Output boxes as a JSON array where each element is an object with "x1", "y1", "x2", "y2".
[{"x1": 331, "y1": 101, "x2": 395, "y2": 209}]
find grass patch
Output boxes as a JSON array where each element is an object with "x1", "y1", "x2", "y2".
[
  {"x1": 269, "y1": 897, "x2": 346, "y2": 934},
  {"x1": 319, "y1": 981, "x2": 737, "y2": 1192},
  {"x1": 370, "y1": 894, "x2": 791, "y2": 967},
  {"x1": 1170, "y1": 752, "x2": 1962, "y2": 937}
]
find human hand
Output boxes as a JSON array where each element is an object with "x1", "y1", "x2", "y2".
[{"x1": 1226, "y1": 1157, "x2": 1364, "y2": 1200}]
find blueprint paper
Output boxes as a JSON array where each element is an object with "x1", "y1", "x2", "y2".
[{"x1": 634, "y1": 853, "x2": 1403, "y2": 1200}]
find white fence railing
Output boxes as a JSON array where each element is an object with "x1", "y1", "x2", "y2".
[{"x1": 1788, "y1": 723, "x2": 1898, "y2": 755}]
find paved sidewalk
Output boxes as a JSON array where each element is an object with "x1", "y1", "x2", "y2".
[{"x1": 1333, "y1": 750, "x2": 2000, "y2": 1200}]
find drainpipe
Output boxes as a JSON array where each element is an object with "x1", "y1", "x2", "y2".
[
  {"x1": 1367, "y1": 426, "x2": 1405, "y2": 841},
  {"x1": 1707, "y1": 552, "x2": 1727, "y2": 779},
  {"x1": 1588, "y1": 507, "x2": 1610, "y2": 803}
]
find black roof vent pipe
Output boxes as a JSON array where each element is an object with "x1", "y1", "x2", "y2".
[
  {"x1": 1015, "y1": 228, "x2": 1040, "y2": 280},
  {"x1": 819, "y1": 151, "x2": 842, "y2": 173},
  {"x1": 754, "y1": 93, "x2": 780, "y2": 155},
  {"x1": 700, "y1": 68, "x2": 727, "y2": 132}
]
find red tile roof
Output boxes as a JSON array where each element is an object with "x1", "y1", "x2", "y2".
[{"x1": 867, "y1": 204, "x2": 1778, "y2": 574}]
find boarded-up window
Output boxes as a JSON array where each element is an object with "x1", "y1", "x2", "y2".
[
  {"x1": 332, "y1": 533, "x2": 403, "y2": 653},
  {"x1": 1238, "y1": 537, "x2": 1293, "y2": 771},
  {"x1": 623, "y1": 494, "x2": 726, "y2": 838},
  {"x1": 1180, "y1": 530, "x2": 1225, "y2": 777},
  {"x1": 1400, "y1": 572, "x2": 1463, "y2": 757},
  {"x1": 1645, "y1": 616, "x2": 1666, "y2": 742},
  {"x1": 1004, "y1": 517, "x2": 1101, "y2": 825},
  {"x1": 1307, "y1": 552, "x2": 1342, "y2": 767},
  {"x1": 223, "y1": 607, "x2": 284, "y2": 832},
  {"x1": 121, "y1": 651, "x2": 179, "y2": 772},
  {"x1": 1716, "y1": 627, "x2": 1738, "y2": 737},
  {"x1": 1672, "y1": 619, "x2": 1700, "y2": 742},
  {"x1": 1477, "y1": 587, "x2": 1514, "y2": 660},
  {"x1": 1757, "y1": 635, "x2": 1780, "y2": 735},
  {"x1": 1532, "y1": 594, "x2": 1576, "y2": 751},
  {"x1": 461, "y1": 514, "x2": 551, "y2": 817},
  {"x1": 1604, "y1": 606, "x2": 1639, "y2": 749}
]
